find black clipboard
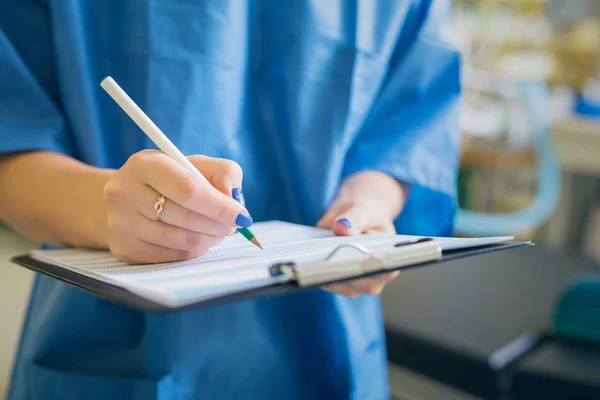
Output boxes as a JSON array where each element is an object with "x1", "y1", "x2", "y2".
[{"x1": 11, "y1": 239, "x2": 532, "y2": 313}]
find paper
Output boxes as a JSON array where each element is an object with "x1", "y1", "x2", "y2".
[{"x1": 29, "y1": 221, "x2": 513, "y2": 308}]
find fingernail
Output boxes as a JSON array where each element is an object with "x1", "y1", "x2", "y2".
[
  {"x1": 232, "y1": 188, "x2": 245, "y2": 207},
  {"x1": 235, "y1": 213, "x2": 253, "y2": 228},
  {"x1": 336, "y1": 218, "x2": 352, "y2": 228}
]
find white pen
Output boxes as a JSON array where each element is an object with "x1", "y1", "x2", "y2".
[
  {"x1": 100, "y1": 76, "x2": 263, "y2": 249},
  {"x1": 100, "y1": 76, "x2": 204, "y2": 179}
]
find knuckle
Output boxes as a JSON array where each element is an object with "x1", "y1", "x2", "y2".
[
  {"x1": 127, "y1": 150, "x2": 147, "y2": 166},
  {"x1": 187, "y1": 154, "x2": 209, "y2": 166},
  {"x1": 222, "y1": 160, "x2": 243, "y2": 179},
  {"x1": 127, "y1": 150, "x2": 166, "y2": 174},
  {"x1": 179, "y1": 179, "x2": 200, "y2": 204},
  {"x1": 184, "y1": 208, "x2": 204, "y2": 227},
  {"x1": 175, "y1": 250, "x2": 193, "y2": 261},
  {"x1": 130, "y1": 149, "x2": 156, "y2": 163},
  {"x1": 103, "y1": 181, "x2": 126, "y2": 206},
  {"x1": 181, "y1": 248, "x2": 207, "y2": 260},
  {"x1": 185, "y1": 230, "x2": 204, "y2": 249}
]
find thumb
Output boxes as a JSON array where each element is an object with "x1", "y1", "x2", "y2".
[{"x1": 188, "y1": 155, "x2": 245, "y2": 204}]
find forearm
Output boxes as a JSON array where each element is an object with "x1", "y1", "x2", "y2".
[
  {"x1": 337, "y1": 171, "x2": 409, "y2": 220},
  {"x1": 0, "y1": 151, "x2": 114, "y2": 248}
]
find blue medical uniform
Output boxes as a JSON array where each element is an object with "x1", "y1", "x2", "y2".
[{"x1": 1, "y1": 1, "x2": 461, "y2": 398}]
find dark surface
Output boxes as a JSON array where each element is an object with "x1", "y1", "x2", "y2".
[
  {"x1": 381, "y1": 245, "x2": 599, "y2": 399},
  {"x1": 511, "y1": 339, "x2": 600, "y2": 400},
  {"x1": 11, "y1": 240, "x2": 526, "y2": 313}
]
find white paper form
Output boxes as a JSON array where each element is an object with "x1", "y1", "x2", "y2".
[{"x1": 29, "y1": 221, "x2": 514, "y2": 308}]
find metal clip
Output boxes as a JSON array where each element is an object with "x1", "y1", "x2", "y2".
[{"x1": 270, "y1": 239, "x2": 443, "y2": 287}]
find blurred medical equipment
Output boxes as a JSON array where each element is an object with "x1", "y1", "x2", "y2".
[
  {"x1": 454, "y1": 69, "x2": 561, "y2": 237},
  {"x1": 451, "y1": 0, "x2": 600, "y2": 239}
]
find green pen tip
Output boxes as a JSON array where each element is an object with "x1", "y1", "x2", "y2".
[{"x1": 237, "y1": 227, "x2": 263, "y2": 249}]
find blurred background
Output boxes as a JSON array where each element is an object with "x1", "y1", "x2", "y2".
[
  {"x1": 0, "y1": 0, "x2": 599, "y2": 399},
  {"x1": 449, "y1": 0, "x2": 600, "y2": 262}
]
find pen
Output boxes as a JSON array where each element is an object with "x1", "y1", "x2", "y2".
[{"x1": 100, "y1": 76, "x2": 263, "y2": 249}]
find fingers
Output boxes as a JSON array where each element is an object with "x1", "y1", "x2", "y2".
[
  {"x1": 318, "y1": 198, "x2": 397, "y2": 236},
  {"x1": 104, "y1": 150, "x2": 251, "y2": 264},
  {"x1": 316, "y1": 203, "x2": 341, "y2": 230},
  {"x1": 323, "y1": 283, "x2": 362, "y2": 298},
  {"x1": 126, "y1": 151, "x2": 252, "y2": 228},
  {"x1": 329, "y1": 201, "x2": 381, "y2": 236},
  {"x1": 318, "y1": 202, "x2": 375, "y2": 235},
  {"x1": 188, "y1": 155, "x2": 244, "y2": 200},
  {"x1": 317, "y1": 199, "x2": 398, "y2": 298},
  {"x1": 324, "y1": 272, "x2": 399, "y2": 297},
  {"x1": 190, "y1": 155, "x2": 246, "y2": 207},
  {"x1": 137, "y1": 184, "x2": 235, "y2": 237},
  {"x1": 349, "y1": 272, "x2": 399, "y2": 294},
  {"x1": 109, "y1": 210, "x2": 225, "y2": 252},
  {"x1": 108, "y1": 234, "x2": 208, "y2": 265}
]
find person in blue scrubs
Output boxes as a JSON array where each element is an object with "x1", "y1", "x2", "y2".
[{"x1": 0, "y1": 1, "x2": 461, "y2": 398}]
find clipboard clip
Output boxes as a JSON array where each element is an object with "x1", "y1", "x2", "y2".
[{"x1": 269, "y1": 238, "x2": 442, "y2": 287}]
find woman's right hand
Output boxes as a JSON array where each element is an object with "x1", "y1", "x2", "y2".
[{"x1": 102, "y1": 150, "x2": 252, "y2": 264}]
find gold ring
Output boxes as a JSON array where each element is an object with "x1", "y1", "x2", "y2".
[{"x1": 153, "y1": 195, "x2": 166, "y2": 219}]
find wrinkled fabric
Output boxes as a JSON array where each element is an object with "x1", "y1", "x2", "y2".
[{"x1": 1, "y1": 0, "x2": 461, "y2": 399}]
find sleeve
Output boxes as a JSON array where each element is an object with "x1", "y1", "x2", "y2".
[
  {"x1": 0, "y1": 25, "x2": 73, "y2": 156},
  {"x1": 342, "y1": 0, "x2": 462, "y2": 199}
]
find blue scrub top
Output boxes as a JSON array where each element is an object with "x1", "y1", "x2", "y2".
[{"x1": 1, "y1": 1, "x2": 461, "y2": 399}]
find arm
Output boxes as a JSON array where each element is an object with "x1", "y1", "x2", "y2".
[
  {"x1": 341, "y1": 0, "x2": 461, "y2": 232},
  {"x1": 0, "y1": 22, "x2": 111, "y2": 248},
  {"x1": 343, "y1": 0, "x2": 461, "y2": 196},
  {"x1": 0, "y1": 151, "x2": 113, "y2": 248},
  {"x1": 326, "y1": 0, "x2": 461, "y2": 231},
  {"x1": 0, "y1": 150, "x2": 250, "y2": 264},
  {"x1": 318, "y1": 0, "x2": 461, "y2": 296},
  {"x1": 0, "y1": 25, "x2": 249, "y2": 263}
]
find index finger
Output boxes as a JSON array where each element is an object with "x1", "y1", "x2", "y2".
[{"x1": 132, "y1": 151, "x2": 253, "y2": 227}]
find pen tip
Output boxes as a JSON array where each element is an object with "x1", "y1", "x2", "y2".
[{"x1": 250, "y1": 237, "x2": 263, "y2": 250}]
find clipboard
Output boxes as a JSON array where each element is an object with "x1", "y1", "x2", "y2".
[{"x1": 11, "y1": 238, "x2": 532, "y2": 313}]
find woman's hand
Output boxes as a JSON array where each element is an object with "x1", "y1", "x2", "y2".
[
  {"x1": 317, "y1": 171, "x2": 408, "y2": 298},
  {"x1": 103, "y1": 150, "x2": 252, "y2": 264}
]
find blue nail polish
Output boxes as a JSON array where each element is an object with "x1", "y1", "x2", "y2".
[
  {"x1": 337, "y1": 218, "x2": 351, "y2": 228},
  {"x1": 235, "y1": 213, "x2": 253, "y2": 228},
  {"x1": 232, "y1": 188, "x2": 245, "y2": 207}
]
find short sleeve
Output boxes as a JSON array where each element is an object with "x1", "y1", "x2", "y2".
[
  {"x1": 342, "y1": 0, "x2": 461, "y2": 199},
  {"x1": 0, "y1": 26, "x2": 73, "y2": 156}
]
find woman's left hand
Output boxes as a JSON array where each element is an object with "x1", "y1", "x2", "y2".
[{"x1": 316, "y1": 171, "x2": 408, "y2": 298}]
